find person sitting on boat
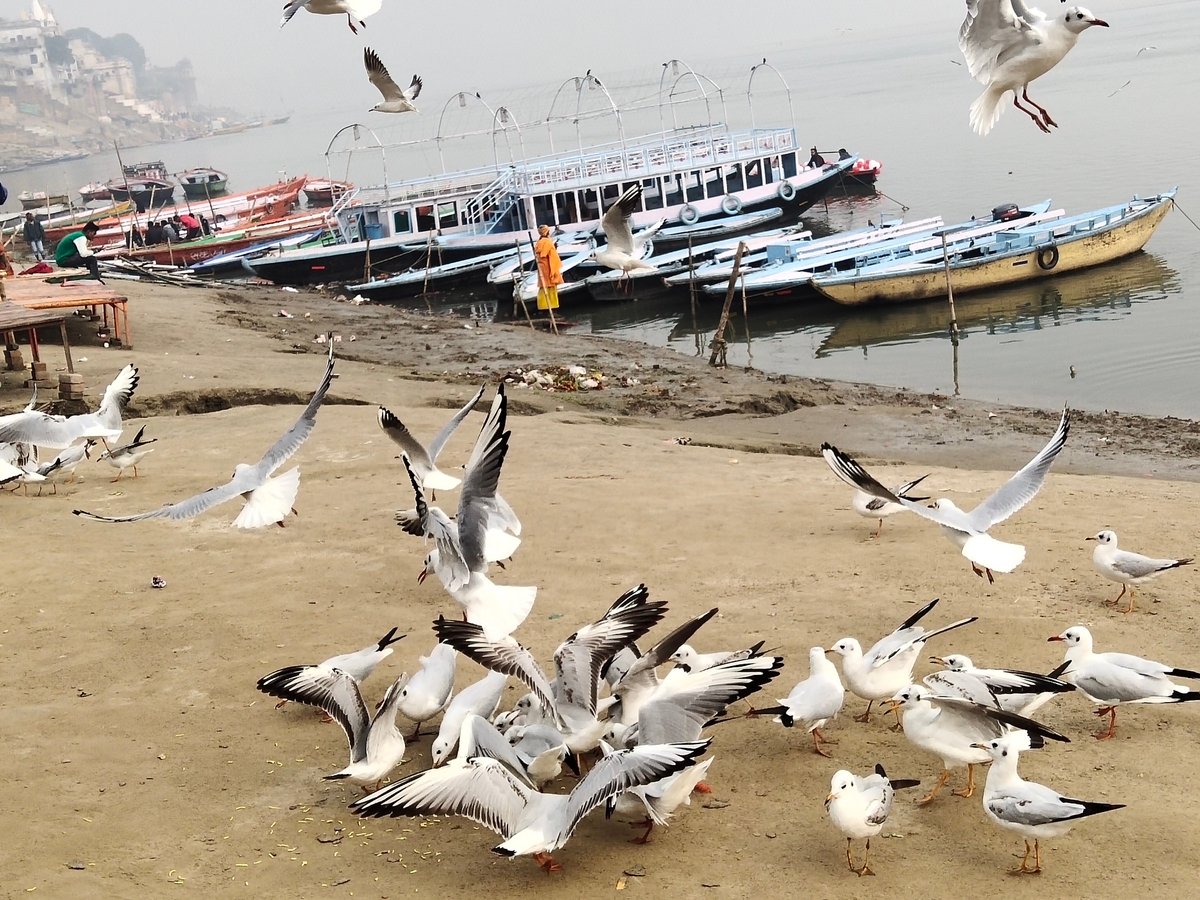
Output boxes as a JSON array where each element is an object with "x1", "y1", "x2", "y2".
[
  {"x1": 126, "y1": 228, "x2": 145, "y2": 250},
  {"x1": 179, "y1": 213, "x2": 200, "y2": 240},
  {"x1": 161, "y1": 220, "x2": 178, "y2": 243},
  {"x1": 23, "y1": 213, "x2": 46, "y2": 261},
  {"x1": 808, "y1": 147, "x2": 826, "y2": 168},
  {"x1": 145, "y1": 221, "x2": 163, "y2": 245},
  {"x1": 534, "y1": 224, "x2": 564, "y2": 311},
  {"x1": 54, "y1": 221, "x2": 104, "y2": 284},
  {"x1": 838, "y1": 148, "x2": 852, "y2": 161},
  {"x1": 199, "y1": 215, "x2": 212, "y2": 236}
]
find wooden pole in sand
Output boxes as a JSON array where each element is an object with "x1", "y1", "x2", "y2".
[
  {"x1": 709, "y1": 241, "x2": 746, "y2": 367},
  {"x1": 113, "y1": 141, "x2": 140, "y2": 255},
  {"x1": 528, "y1": 233, "x2": 558, "y2": 335},
  {"x1": 940, "y1": 230, "x2": 961, "y2": 396},
  {"x1": 687, "y1": 234, "x2": 701, "y2": 356}
]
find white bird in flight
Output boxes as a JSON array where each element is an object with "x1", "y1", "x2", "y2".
[
  {"x1": 825, "y1": 764, "x2": 921, "y2": 876},
  {"x1": 822, "y1": 407, "x2": 1070, "y2": 583},
  {"x1": 1087, "y1": 530, "x2": 1193, "y2": 614},
  {"x1": 959, "y1": 1, "x2": 1110, "y2": 135},
  {"x1": 973, "y1": 731, "x2": 1124, "y2": 874},
  {"x1": 594, "y1": 185, "x2": 665, "y2": 279},
  {"x1": 0, "y1": 364, "x2": 138, "y2": 450},
  {"x1": 73, "y1": 345, "x2": 334, "y2": 529},
  {"x1": 1048, "y1": 625, "x2": 1200, "y2": 740},
  {"x1": 364, "y1": 48, "x2": 422, "y2": 114},
  {"x1": 378, "y1": 385, "x2": 484, "y2": 495},
  {"x1": 257, "y1": 625, "x2": 406, "y2": 713},
  {"x1": 280, "y1": 0, "x2": 381, "y2": 34}
]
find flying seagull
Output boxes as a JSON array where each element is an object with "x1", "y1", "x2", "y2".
[
  {"x1": 594, "y1": 185, "x2": 665, "y2": 281},
  {"x1": 378, "y1": 384, "x2": 484, "y2": 495},
  {"x1": 73, "y1": 344, "x2": 335, "y2": 529},
  {"x1": 0, "y1": 364, "x2": 138, "y2": 450},
  {"x1": 280, "y1": 0, "x2": 382, "y2": 34},
  {"x1": 822, "y1": 408, "x2": 1070, "y2": 582},
  {"x1": 257, "y1": 626, "x2": 405, "y2": 712},
  {"x1": 959, "y1": 1, "x2": 1110, "y2": 135},
  {"x1": 364, "y1": 48, "x2": 422, "y2": 114}
]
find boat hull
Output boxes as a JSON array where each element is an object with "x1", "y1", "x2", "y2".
[{"x1": 814, "y1": 197, "x2": 1173, "y2": 307}]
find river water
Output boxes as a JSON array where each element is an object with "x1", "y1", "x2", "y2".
[{"x1": 4, "y1": 1, "x2": 1198, "y2": 417}]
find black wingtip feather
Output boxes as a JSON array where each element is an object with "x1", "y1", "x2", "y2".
[
  {"x1": 377, "y1": 626, "x2": 404, "y2": 650},
  {"x1": 900, "y1": 597, "x2": 940, "y2": 630},
  {"x1": 889, "y1": 778, "x2": 922, "y2": 791}
]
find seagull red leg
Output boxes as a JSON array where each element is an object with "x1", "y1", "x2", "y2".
[
  {"x1": 1022, "y1": 88, "x2": 1058, "y2": 128},
  {"x1": 1013, "y1": 93, "x2": 1051, "y2": 134}
]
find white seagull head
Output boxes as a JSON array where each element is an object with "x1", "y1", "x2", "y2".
[
  {"x1": 970, "y1": 729, "x2": 1033, "y2": 757},
  {"x1": 1086, "y1": 529, "x2": 1117, "y2": 545},
  {"x1": 1063, "y1": 6, "x2": 1109, "y2": 33},
  {"x1": 1047, "y1": 625, "x2": 1092, "y2": 651},
  {"x1": 825, "y1": 770, "x2": 857, "y2": 807},
  {"x1": 827, "y1": 638, "x2": 862, "y2": 659}
]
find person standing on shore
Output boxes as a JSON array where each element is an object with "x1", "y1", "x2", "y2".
[
  {"x1": 23, "y1": 213, "x2": 46, "y2": 261},
  {"x1": 54, "y1": 221, "x2": 104, "y2": 283},
  {"x1": 534, "y1": 224, "x2": 564, "y2": 310}
]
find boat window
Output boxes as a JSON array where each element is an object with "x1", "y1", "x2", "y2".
[
  {"x1": 393, "y1": 209, "x2": 412, "y2": 234},
  {"x1": 437, "y1": 202, "x2": 457, "y2": 229}
]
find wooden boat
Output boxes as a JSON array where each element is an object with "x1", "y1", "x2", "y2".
[
  {"x1": 18, "y1": 190, "x2": 70, "y2": 209},
  {"x1": 179, "y1": 167, "x2": 229, "y2": 198},
  {"x1": 344, "y1": 247, "x2": 527, "y2": 300},
  {"x1": 107, "y1": 161, "x2": 175, "y2": 209},
  {"x1": 304, "y1": 179, "x2": 353, "y2": 206},
  {"x1": 79, "y1": 182, "x2": 113, "y2": 203},
  {"x1": 811, "y1": 190, "x2": 1176, "y2": 307}
]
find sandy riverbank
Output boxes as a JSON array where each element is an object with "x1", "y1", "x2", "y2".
[{"x1": 2, "y1": 281, "x2": 1198, "y2": 898}]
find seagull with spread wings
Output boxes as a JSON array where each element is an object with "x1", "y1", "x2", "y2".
[
  {"x1": 280, "y1": 0, "x2": 381, "y2": 34},
  {"x1": 0, "y1": 364, "x2": 138, "y2": 450},
  {"x1": 593, "y1": 185, "x2": 665, "y2": 283},
  {"x1": 73, "y1": 345, "x2": 334, "y2": 529},
  {"x1": 364, "y1": 48, "x2": 422, "y2": 114},
  {"x1": 959, "y1": 0, "x2": 1110, "y2": 135},
  {"x1": 822, "y1": 408, "x2": 1070, "y2": 583},
  {"x1": 379, "y1": 384, "x2": 484, "y2": 496}
]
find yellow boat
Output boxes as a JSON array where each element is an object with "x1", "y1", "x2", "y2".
[{"x1": 811, "y1": 190, "x2": 1176, "y2": 307}]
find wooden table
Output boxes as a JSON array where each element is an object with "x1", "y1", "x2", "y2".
[
  {"x1": 0, "y1": 275, "x2": 131, "y2": 348},
  {"x1": 0, "y1": 303, "x2": 74, "y2": 372}
]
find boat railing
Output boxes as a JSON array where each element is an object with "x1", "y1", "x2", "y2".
[
  {"x1": 463, "y1": 170, "x2": 520, "y2": 232},
  {"x1": 326, "y1": 187, "x2": 363, "y2": 242}
]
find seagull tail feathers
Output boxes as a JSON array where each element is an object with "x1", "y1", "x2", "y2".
[
  {"x1": 466, "y1": 584, "x2": 537, "y2": 641},
  {"x1": 961, "y1": 533, "x2": 1025, "y2": 573},
  {"x1": 969, "y1": 87, "x2": 1005, "y2": 136}
]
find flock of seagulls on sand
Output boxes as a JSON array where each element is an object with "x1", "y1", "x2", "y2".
[{"x1": 7, "y1": 340, "x2": 1195, "y2": 878}]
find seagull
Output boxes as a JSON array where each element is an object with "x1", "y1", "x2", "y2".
[
  {"x1": 378, "y1": 385, "x2": 484, "y2": 496},
  {"x1": 506, "y1": 724, "x2": 569, "y2": 787},
  {"x1": 0, "y1": 364, "x2": 138, "y2": 450},
  {"x1": 926, "y1": 654, "x2": 1074, "y2": 716},
  {"x1": 888, "y1": 684, "x2": 1069, "y2": 804},
  {"x1": 608, "y1": 608, "x2": 719, "y2": 726},
  {"x1": 593, "y1": 185, "x2": 665, "y2": 281},
  {"x1": 351, "y1": 738, "x2": 711, "y2": 872},
  {"x1": 822, "y1": 408, "x2": 1070, "y2": 583},
  {"x1": 31, "y1": 441, "x2": 93, "y2": 495},
  {"x1": 973, "y1": 731, "x2": 1124, "y2": 874},
  {"x1": 959, "y1": 1, "x2": 1110, "y2": 135},
  {"x1": 397, "y1": 641, "x2": 457, "y2": 740},
  {"x1": 257, "y1": 626, "x2": 406, "y2": 713},
  {"x1": 430, "y1": 671, "x2": 509, "y2": 766},
  {"x1": 280, "y1": 0, "x2": 381, "y2": 34},
  {"x1": 1048, "y1": 625, "x2": 1200, "y2": 739},
  {"x1": 669, "y1": 640, "x2": 766, "y2": 674},
  {"x1": 73, "y1": 345, "x2": 334, "y2": 529},
  {"x1": 825, "y1": 764, "x2": 921, "y2": 876},
  {"x1": 1086, "y1": 530, "x2": 1193, "y2": 614},
  {"x1": 364, "y1": 48, "x2": 422, "y2": 114},
  {"x1": 97, "y1": 424, "x2": 156, "y2": 481},
  {"x1": 842, "y1": 472, "x2": 930, "y2": 539},
  {"x1": 751, "y1": 646, "x2": 846, "y2": 757},
  {"x1": 1, "y1": 460, "x2": 52, "y2": 494},
  {"x1": 403, "y1": 386, "x2": 535, "y2": 640},
  {"x1": 259, "y1": 665, "x2": 410, "y2": 790},
  {"x1": 828, "y1": 598, "x2": 977, "y2": 723}
]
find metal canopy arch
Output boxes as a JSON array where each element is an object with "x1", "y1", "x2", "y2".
[
  {"x1": 324, "y1": 122, "x2": 388, "y2": 212},
  {"x1": 747, "y1": 58, "x2": 796, "y2": 133}
]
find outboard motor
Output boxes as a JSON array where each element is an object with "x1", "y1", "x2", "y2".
[{"x1": 991, "y1": 203, "x2": 1021, "y2": 222}]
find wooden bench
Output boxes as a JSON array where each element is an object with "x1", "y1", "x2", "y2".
[
  {"x1": 0, "y1": 275, "x2": 131, "y2": 348},
  {"x1": 0, "y1": 304, "x2": 75, "y2": 373}
]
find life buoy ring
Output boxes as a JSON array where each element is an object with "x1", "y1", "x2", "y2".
[
  {"x1": 1037, "y1": 244, "x2": 1059, "y2": 270},
  {"x1": 720, "y1": 194, "x2": 743, "y2": 216},
  {"x1": 679, "y1": 204, "x2": 700, "y2": 225},
  {"x1": 777, "y1": 181, "x2": 797, "y2": 202}
]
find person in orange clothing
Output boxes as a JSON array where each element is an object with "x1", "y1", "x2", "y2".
[{"x1": 533, "y1": 224, "x2": 564, "y2": 310}]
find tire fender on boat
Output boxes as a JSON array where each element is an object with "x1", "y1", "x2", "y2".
[
  {"x1": 1037, "y1": 244, "x2": 1059, "y2": 270},
  {"x1": 776, "y1": 180, "x2": 797, "y2": 202},
  {"x1": 679, "y1": 204, "x2": 700, "y2": 225},
  {"x1": 721, "y1": 194, "x2": 743, "y2": 216}
]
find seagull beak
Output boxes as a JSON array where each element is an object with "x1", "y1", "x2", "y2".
[
  {"x1": 928, "y1": 656, "x2": 947, "y2": 666},
  {"x1": 969, "y1": 742, "x2": 988, "y2": 751},
  {"x1": 417, "y1": 567, "x2": 428, "y2": 585},
  {"x1": 824, "y1": 647, "x2": 836, "y2": 655},
  {"x1": 926, "y1": 502, "x2": 937, "y2": 509},
  {"x1": 825, "y1": 792, "x2": 836, "y2": 805},
  {"x1": 1089, "y1": 18, "x2": 1109, "y2": 27},
  {"x1": 882, "y1": 699, "x2": 901, "y2": 712},
  {"x1": 1047, "y1": 635, "x2": 1065, "y2": 642},
  {"x1": 1084, "y1": 536, "x2": 1096, "y2": 541}
]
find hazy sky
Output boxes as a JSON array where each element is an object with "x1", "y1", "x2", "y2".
[{"x1": 0, "y1": 0, "x2": 956, "y2": 115}]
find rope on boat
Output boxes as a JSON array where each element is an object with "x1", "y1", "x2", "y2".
[{"x1": 1171, "y1": 199, "x2": 1200, "y2": 234}]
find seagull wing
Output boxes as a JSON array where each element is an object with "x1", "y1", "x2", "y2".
[
  {"x1": 253, "y1": 344, "x2": 336, "y2": 478},
  {"x1": 433, "y1": 617, "x2": 558, "y2": 719},
  {"x1": 364, "y1": 48, "x2": 405, "y2": 102},
  {"x1": 404, "y1": 75, "x2": 423, "y2": 102},
  {"x1": 96, "y1": 364, "x2": 139, "y2": 427},
  {"x1": 456, "y1": 387, "x2": 509, "y2": 574},
  {"x1": 1109, "y1": 550, "x2": 1191, "y2": 580},
  {"x1": 599, "y1": 185, "x2": 641, "y2": 255},
  {"x1": 72, "y1": 471, "x2": 251, "y2": 523},
  {"x1": 256, "y1": 665, "x2": 370, "y2": 762},
  {"x1": 401, "y1": 453, "x2": 469, "y2": 588},
  {"x1": 0, "y1": 410, "x2": 101, "y2": 449},
  {"x1": 280, "y1": 0, "x2": 307, "y2": 28},
  {"x1": 351, "y1": 755, "x2": 531, "y2": 839},
  {"x1": 458, "y1": 715, "x2": 533, "y2": 784},
  {"x1": 639, "y1": 655, "x2": 784, "y2": 744},
  {"x1": 967, "y1": 407, "x2": 1069, "y2": 530},
  {"x1": 959, "y1": 0, "x2": 1044, "y2": 85},
  {"x1": 615, "y1": 607, "x2": 719, "y2": 699},
  {"x1": 378, "y1": 407, "x2": 434, "y2": 472},
  {"x1": 427, "y1": 384, "x2": 486, "y2": 462},
  {"x1": 987, "y1": 782, "x2": 1121, "y2": 827},
  {"x1": 932, "y1": 695, "x2": 1070, "y2": 745}
]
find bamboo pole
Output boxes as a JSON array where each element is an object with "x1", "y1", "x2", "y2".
[
  {"x1": 708, "y1": 241, "x2": 745, "y2": 367},
  {"x1": 512, "y1": 240, "x2": 537, "y2": 331}
]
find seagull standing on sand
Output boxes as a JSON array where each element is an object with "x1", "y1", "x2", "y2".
[
  {"x1": 753, "y1": 646, "x2": 846, "y2": 757},
  {"x1": 73, "y1": 346, "x2": 334, "y2": 529},
  {"x1": 363, "y1": 48, "x2": 422, "y2": 114},
  {"x1": 1087, "y1": 530, "x2": 1193, "y2": 614},
  {"x1": 31, "y1": 441, "x2": 93, "y2": 495},
  {"x1": 1048, "y1": 625, "x2": 1200, "y2": 740},
  {"x1": 926, "y1": 653, "x2": 1074, "y2": 716},
  {"x1": 352, "y1": 738, "x2": 710, "y2": 873},
  {"x1": 97, "y1": 424, "x2": 156, "y2": 481},
  {"x1": 959, "y1": 1, "x2": 1110, "y2": 135},
  {"x1": 828, "y1": 598, "x2": 977, "y2": 723},
  {"x1": 822, "y1": 408, "x2": 1070, "y2": 583},
  {"x1": 973, "y1": 732, "x2": 1124, "y2": 874},
  {"x1": 0, "y1": 364, "x2": 138, "y2": 450},
  {"x1": 825, "y1": 764, "x2": 920, "y2": 876},
  {"x1": 379, "y1": 385, "x2": 484, "y2": 496},
  {"x1": 280, "y1": 0, "x2": 381, "y2": 34},
  {"x1": 594, "y1": 185, "x2": 665, "y2": 280},
  {"x1": 396, "y1": 641, "x2": 457, "y2": 739}
]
